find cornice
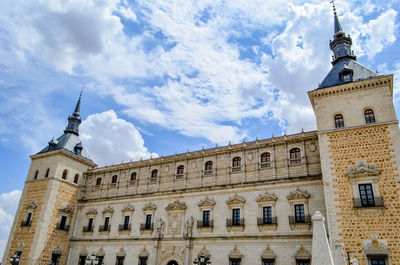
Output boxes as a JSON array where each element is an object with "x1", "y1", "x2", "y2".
[{"x1": 30, "y1": 149, "x2": 97, "y2": 167}]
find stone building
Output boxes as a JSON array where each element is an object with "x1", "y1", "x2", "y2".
[{"x1": 2, "y1": 7, "x2": 400, "y2": 265}]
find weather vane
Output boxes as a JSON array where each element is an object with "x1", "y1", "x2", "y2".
[{"x1": 330, "y1": 0, "x2": 337, "y2": 14}]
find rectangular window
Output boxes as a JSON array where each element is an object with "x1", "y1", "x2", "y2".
[
  {"x1": 359, "y1": 184, "x2": 375, "y2": 207},
  {"x1": 232, "y1": 208, "x2": 240, "y2": 225},
  {"x1": 124, "y1": 215, "x2": 130, "y2": 229},
  {"x1": 79, "y1": 256, "x2": 86, "y2": 265},
  {"x1": 296, "y1": 260, "x2": 310, "y2": 265},
  {"x1": 262, "y1": 259, "x2": 275, "y2": 265},
  {"x1": 203, "y1": 210, "x2": 210, "y2": 227},
  {"x1": 59, "y1": 216, "x2": 67, "y2": 230},
  {"x1": 263, "y1": 207, "x2": 272, "y2": 224},
  {"x1": 88, "y1": 218, "x2": 93, "y2": 231},
  {"x1": 117, "y1": 256, "x2": 124, "y2": 265},
  {"x1": 51, "y1": 253, "x2": 61, "y2": 265},
  {"x1": 295, "y1": 204, "x2": 305, "y2": 223},
  {"x1": 145, "y1": 214, "x2": 152, "y2": 229},
  {"x1": 104, "y1": 217, "x2": 110, "y2": 231},
  {"x1": 230, "y1": 258, "x2": 241, "y2": 265},
  {"x1": 370, "y1": 257, "x2": 386, "y2": 265},
  {"x1": 97, "y1": 256, "x2": 104, "y2": 265},
  {"x1": 139, "y1": 257, "x2": 148, "y2": 265}
]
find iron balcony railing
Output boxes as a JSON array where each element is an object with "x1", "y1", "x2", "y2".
[
  {"x1": 82, "y1": 226, "x2": 94, "y2": 232},
  {"x1": 21, "y1": 220, "x2": 31, "y2": 227},
  {"x1": 56, "y1": 223, "x2": 70, "y2": 231},
  {"x1": 140, "y1": 223, "x2": 154, "y2": 230},
  {"x1": 288, "y1": 215, "x2": 311, "y2": 224},
  {"x1": 226, "y1": 218, "x2": 245, "y2": 226},
  {"x1": 257, "y1": 217, "x2": 277, "y2": 225},
  {"x1": 197, "y1": 220, "x2": 214, "y2": 228},
  {"x1": 353, "y1": 197, "x2": 384, "y2": 208},
  {"x1": 119, "y1": 224, "x2": 131, "y2": 231},
  {"x1": 98, "y1": 225, "x2": 111, "y2": 232}
]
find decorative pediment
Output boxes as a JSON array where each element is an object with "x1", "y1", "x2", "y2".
[
  {"x1": 364, "y1": 234, "x2": 389, "y2": 255},
  {"x1": 348, "y1": 161, "x2": 380, "y2": 178},
  {"x1": 26, "y1": 201, "x2": 37, "y2": 210},
  {"x1": 261, "y1": 245, "x2": 276, "y2": 259},
  {"x1": 96, "y1": 247, "x2": 105, "y2": 257},
  {"x1": 166, "y1": 200, "x2": 187, "y2": 211},
  {"x1": 256, "y1": 191, "x2": 278, "y2": 203},
  {"x1": 52, "y1": 245, "x2": 62, "y2": 255},
  {"x1": 229, "y1": 245, "x2": 243, "y2": 259},
  {"x1": 117, "y1": 247, "x2": 126, "y2": 257},
  {"x1": 139, "y1": 246, "x2": 149, "y2": 257},
  {"x1": 143, "y1": 203, "x2": 157, "y2": 211},
  {"x1": 197, "y1": 246, "x2": 211, "y2": 258},
  {"x1": 59, "y1": 203, "x2": 73, "y2": 215},
  {"x1": 226, "y1": 194, "x2": 246, "y2": 206},
  {"x1": 80, "y1": 247, "x2": 88, "y2": 256},
  {"x1": 86, "y1": 208, "x2": 98, "y2": 216},
  {"x1": 16, "y1": 242, "x2": 24, "y2": 252},
  {"x1": 287, "y1": 188, "x2": 310, "y2": 201},
  {"x1": 121, "y1": 204, "x2": 135, "y2": 213},
  {"x1": 102, "y1": 206, "x2": 114, "y2": 215},
  {"x1": 294, "y1": 245, "x2": 311, "y2": 259},
  {"x1": 198, "y1": 198, "x2": 216, "y2": 208}
]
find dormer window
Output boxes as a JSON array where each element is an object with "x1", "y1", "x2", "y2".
[{"x1": 339, "y1": 66, "x2": 353, "y2": 83}]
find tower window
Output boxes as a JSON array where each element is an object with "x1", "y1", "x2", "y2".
[
  {"x1": 130, "y1": 172, "x2": 137, "y2": 181},
  {"x1": 205, "y1": 161, "x2": 213, "y2": 171},
  {"x1": 177, "y1": 165, "x2": 184, "y2": 175},
  {"x1": 45, "y1": 168, "x2": 50, "y2": 178},
  {"x1": 334, "y1": 114, "x2": 344, "y2": 128},
  {"x1": 359, "y1": 184, "x2": 375, "y2": 207},
  {"x1": 74, "y1": 174, "x2": 79, "y2": 184},
  {"x1": 261, "y1": 152, "x2": 271, "y2": 163},
  {"x1": 111, "y1": 175, "x2": 118, "y2": 184},
  {"x1": 34, "y1": 170, "x2": 39, "y2": 180},
  {"x1": 62, "y1": 170, "x2": 68, "y2": 180},
  {"x1": 151, "y1": 169, "x2": 158, "y2": 179},
  {"x1": 365, "y1": 109, "x2": 375, "y2": 124},
  {"x1": 232, "y1": 157, "x2": 241, "y2": 167},
  {"x1": 96, "y1": 178, "x2": 102, "y2": 186}
]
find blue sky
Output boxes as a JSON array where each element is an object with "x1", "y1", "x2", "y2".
[{"x1": 0, "y1": 0, "x2": 399, "y2": 258}]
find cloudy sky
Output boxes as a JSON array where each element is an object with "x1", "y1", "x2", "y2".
[{"x1": 0, "y1": 0, "x2": 399, "y2": 258}]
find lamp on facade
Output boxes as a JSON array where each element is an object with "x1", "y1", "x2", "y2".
[
  {"x1": 193, "y1": 253, "x2": 211, "y2": 265},
  {"x1": 85, "y1": 252, "x2": 103, "y2": 265},
  {"x1": 9, "y1": 253, "x2": 20, "y2": 265}
]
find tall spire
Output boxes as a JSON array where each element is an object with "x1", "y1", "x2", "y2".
[
  {"x1": 64, "y1": 91, "x2": 83, "y2": 136},
  {"x1": 329, "y1": 1, "x2": 356, "y2": 65}
]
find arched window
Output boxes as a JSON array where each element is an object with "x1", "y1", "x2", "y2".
[
  {"x1": 34, "y1": 170, "x2": 39, "y2": 180},
  {"x1": 334, "y1": 114, "x2": 344, "y2": 128},
  {"x1": 232, "y1": 157, "x2": 241, "y2": 167},
  {"x1": 45, "y1": 168, "x2": 50, "y2": 178},
  {"x1": 130, "y1": 172, "x2": 137, "y2": 181},
  {"x1": 151, "y1": 169, "x2": 158, "y2": 178},
  {"x1": 74, "y1": 174, "x2": 79, "y2": 184},
  {"x1": 96, "y1": 178, "x2": 102, "y2": 186},
  {"x1": 365, "y1": 109, "x2": 375, "y2": 124},
  {"x1": 111, "y1": 175, "x2": 118, "y2": 184},
  {"x1": 290, "y1": 148, "x2": 301, "y2": 159},
  {"x1": 261, "y1": 152, "x2": 271, "y2": 163},
  {"x1": 205, "y1": 161, "x2": 213, "y2": 171},
  {"x1": 177, "y1": 165, "x2": 184, "y2": 175},
  {"x1": 62, "y1": 170, "x2": 68, "y2": 180}
]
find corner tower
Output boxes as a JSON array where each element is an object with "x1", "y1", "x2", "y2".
[
  {"x1": 2, "y1": 93, "x2": 97, "y2": 265},
  {"x1": 308, "y1": 4, "x2": 400, "y2": 265}
]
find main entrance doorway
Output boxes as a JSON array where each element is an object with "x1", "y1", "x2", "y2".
[{"x1": 167, "y1": 261, "x2": 178, "y2": 265}]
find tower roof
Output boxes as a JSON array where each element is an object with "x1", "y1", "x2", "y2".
[
  {"x1": 318, "y1": 1, "x2": 379, "y2": 89},
  {"x1": 36, "y1": 91, "x2": 93, "y2": 162}
]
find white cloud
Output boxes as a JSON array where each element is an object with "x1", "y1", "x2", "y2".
[
  {"x1": 80, "y1": 110, "x2": 157, "y2": 166},
  {"x1": 0, "y1": 190, "x2": 22, "y2": 260}
]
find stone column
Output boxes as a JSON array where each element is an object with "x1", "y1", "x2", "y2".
[{"x1": 311, "y1": 211, "x2": 335, "y2": 265}]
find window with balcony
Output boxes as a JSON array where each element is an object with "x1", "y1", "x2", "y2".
[
  {"x1": 83, "y1": 218, "x2": 94, "y2": 232},
  {"x1": 289, "y1": 148, "x2": 301, "y2": 165},
  {"x1": 295, "y1": 204, "x2": 305, "y2": 223},
  {"x1": 365, "y1": 109, "x2": 376, "y2": 124},
  {"x1": 230, "y1": 258, "x2": 241, "y2": 265},
  {"x1": 51, "y1": 253, "x2": 61, "y2": 265},
  {"x1": 334, "y1": 114, "x2": 344, "y2": 128},
  {"x1": 119, "y1": 215, "x2": 130, "y2": 231},
  {"x1": 370, "y1": 257, "x2": 387, "y2": 265},
  {"x1": 139, "y1": 257, "x2": 148, "y2": 265},
  {"x1": 263, "y1": 207, "x2": 272, "y2": 224},
  {"x1": 116, "y1": 256, "x2": 124, "y2": 265},
  {"x1": 359, "y1": 184, "x2": 375, "y2": 207},
  {"x1": 202, "y1": 210, "x2": 210, "y2": 227},
  {"x1": 232, "y1": 209, "x2": 240, "y2": 225},
  {"x1": 99, "y1": 217, "x2": 110, "y2": 232},
  {"x1": 262, "y1": 260, "x2": 275, "y2": 265},
  {"x1": 260, "y1": 152, "x2": 271, "y2": 168},
  {"x1": 145, "y1": 214, "x2": 152, "y2": 229},
  {"x1": 296, "y1": 260, "x2": 310, "y2": 265},
  {"x1": 57, "y1": 215, "x2": 68, "y2": 231}
]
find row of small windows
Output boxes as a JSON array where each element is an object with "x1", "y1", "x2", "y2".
[
  {"x1": 33, "y1": 169, "x2": 79, "y2": 184},
  {"x1": 334, "y1": 109, "x2": 376, "y2": 128},
  {"x1": 95, "y1": 150, "x2": 302, "y2": 186}
]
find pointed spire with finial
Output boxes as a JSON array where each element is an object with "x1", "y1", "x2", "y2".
[
  {"x1": 64, "y1": 89, "x2": 83, "y2": 136},
  {"x1": 331, "y1": 0, "x2": 343, "y2": 34},
  {"x1": 73, "y1": 87, "x2": 83, "y2": 117}
]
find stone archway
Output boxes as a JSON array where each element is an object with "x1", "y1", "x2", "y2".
[{"x1": 160, "y1": 252, "x2": 184, "y2": 265}]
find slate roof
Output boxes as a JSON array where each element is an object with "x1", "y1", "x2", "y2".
[{"x1": 319, "y1": 58, "x2": 379, "y2": 89}]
